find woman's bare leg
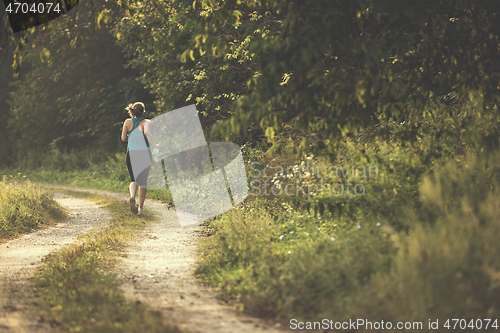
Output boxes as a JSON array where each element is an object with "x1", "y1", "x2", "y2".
[
  {"x1": 129, "y1": 182, "x2": 138, "y2": 198},
  {"x1": 138, "y1": 186, "x2": 147, "y2": 209}
]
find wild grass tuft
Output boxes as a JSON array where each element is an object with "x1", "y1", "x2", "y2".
[{"x1": 0, "y1": 174, "x2": 65, "y2": 242}]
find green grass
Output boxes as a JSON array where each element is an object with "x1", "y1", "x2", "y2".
[
  {"x1": 7, "y1": 136, "x2": 500, "y2": 330},
  {"x1": 196, "y1": 147, "x2": 500, "y2": 329},
  {"x1": 32, "y1": 190, "x2": 181, "y2": 333},
  {"x1": 196, "y1": 195, "x2": 395, "y2": 318},
  {"x1": 0, "y1": 174, "x2": 65, "y2": 243}
]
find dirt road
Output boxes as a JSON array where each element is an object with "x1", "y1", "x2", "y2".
[
  {"x1": 0, "y1": 193, "x2": 110, "y2": 332},
  {"x1": 0, "y1": 184, "x2": 286, "y2": 333}
]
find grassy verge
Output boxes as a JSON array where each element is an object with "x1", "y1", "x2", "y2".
[
  {"x1": 32, "y1": 190, "x2": 181, "y2": 333},
  {"x1": 196, "y1": 147, "x2": 500, "y2": 329},
  {"x1": 0, "y1": 174, "x2": 65, "y2": 243}
]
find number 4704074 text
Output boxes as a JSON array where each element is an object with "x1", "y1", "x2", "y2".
[{"x1": 5, "y1": 2, "x2": 62, "y2": 14}]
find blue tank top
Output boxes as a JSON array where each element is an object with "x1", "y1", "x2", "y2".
[{"x1": 127, "y1": 118, "x2": 150, "y2": 151}]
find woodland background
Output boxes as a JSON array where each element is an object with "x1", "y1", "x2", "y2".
[{"x1": 1, "y1": 0, "x2": 500, "y2": 328}]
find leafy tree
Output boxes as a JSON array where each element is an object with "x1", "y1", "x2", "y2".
[
  {"x1": 3, "y1": 0, "x2": 154, "y2": 167},
  {"x1": 113, "y1": 0, "x2": 500, "y2": 222},
  {"x1": 119, "y1": 0, "x2": 500, "y2": 158},
  {"x1": 115, "y1": 0, "x2": 275, "y2": 144}
]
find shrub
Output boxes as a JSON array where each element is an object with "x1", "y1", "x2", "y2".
[{"x1": 359, "y1": 152, "x2": 500, "y2": 325}]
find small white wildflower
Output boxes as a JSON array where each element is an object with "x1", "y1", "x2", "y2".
[
  {"x1": 279, "y1": 235, "x2": 284, "y2": 240},
  {"x1": 356, "y1": 225, "x2": 361, "y2": 229},
  {"x1": 330, "y1": 237, "x2": 335, "y2": 241},
  {"x1": 376, "y1": 222, "x2": 381, "y2": 227},
  {"x1": 288, "y1": 251, "x2": 291, "y2": 254}
]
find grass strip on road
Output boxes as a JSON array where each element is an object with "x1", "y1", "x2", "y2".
[{"x1": 33, "y1": 190, "x2": 182, "y2": 333}]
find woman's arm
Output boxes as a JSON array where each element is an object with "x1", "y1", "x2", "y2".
[
  {"x1": 121, "y1": 119, "x2": 130, "y2": 142},
  {"x1": 143, "y1": 121, "x2": 160, "y2": 148}
]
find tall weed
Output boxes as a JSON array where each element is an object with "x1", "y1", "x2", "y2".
[{"x1": 367, "y1": 152, "x2": 500, "y2": 324}]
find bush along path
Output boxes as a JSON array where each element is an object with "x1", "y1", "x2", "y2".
[
  {"x1": 0, "y1": 193, "x2": 110, "y2": 332},
  {"x1": 40, "y1": 184, "x2": 286, "y2": 333}
]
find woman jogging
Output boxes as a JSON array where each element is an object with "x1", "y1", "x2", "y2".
[{"x1": 121, "y1": 102, "x2": 160, "y2": 215}]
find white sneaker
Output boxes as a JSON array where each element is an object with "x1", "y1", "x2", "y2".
[{"x1": 137, "y1": 208, "x2": 143, "y2": 216}]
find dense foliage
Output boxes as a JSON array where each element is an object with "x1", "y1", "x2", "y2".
[
  {"x1": 0, "y1": 0, "x2": 153, "y2": 168},
  {"x1": 197, "y1": 150, "x2": 500, "y2": 325},
  {"x1": 116, "y1": 0, "x2": 500, "y2": 155},
  {"x1": 3, "y1": 0, "x2": 500, "y2": 166}
]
